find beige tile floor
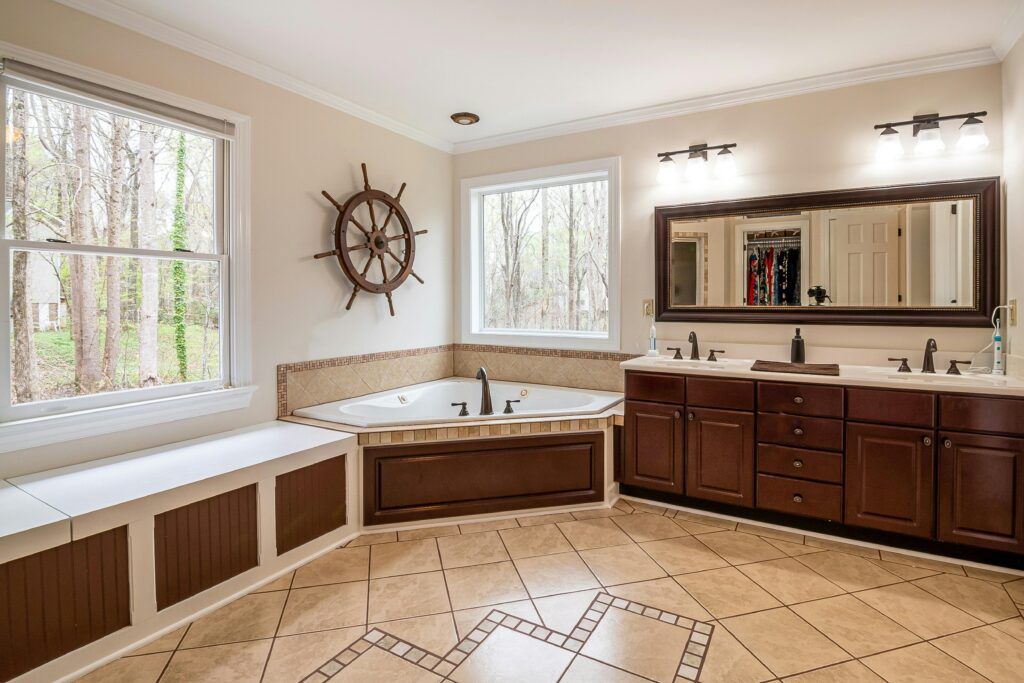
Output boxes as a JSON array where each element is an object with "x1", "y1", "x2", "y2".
[{"x1": 80, "y1": 500, "x2": 1024, "y2": 683}]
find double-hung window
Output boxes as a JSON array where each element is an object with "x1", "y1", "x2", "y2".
[
  {"x1": 1, "y1": 58, "x2": 250, "y2": 448},
  {"x1": 460, "y1": 157, "x2": 620, "y2": 351}
]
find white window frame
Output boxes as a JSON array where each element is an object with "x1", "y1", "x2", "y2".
[
  {"x1": 0, "y1": 44, "x2": 252, "y2": 454},
  {"x1": 459, "y1": 157, "x2": 621, "y2": 351}
]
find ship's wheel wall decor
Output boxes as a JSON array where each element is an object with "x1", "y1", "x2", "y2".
[{"x1": 314, "y1": 163, "x2": 427, "y2": 316}]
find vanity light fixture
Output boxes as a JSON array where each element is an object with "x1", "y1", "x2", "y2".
[
  {"x1": 957, "y1": 116, "x2": 989, "y2": 151},
  {"x1": 656, "y1": 155, "x2": 679, "y2": 184},
  {"x1": 875, "y1": 125, "x2": 904, "y2": 161},
  {"x1": 873, "y1": 111, "x2": 986, "y2": 159},
  {"x1": 656, "y1": 142, "x2": 737, "y2": 184}
]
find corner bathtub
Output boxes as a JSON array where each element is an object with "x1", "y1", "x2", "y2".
[{"x1": 293, "y1": 378, "x2": 623, "y2": 428}]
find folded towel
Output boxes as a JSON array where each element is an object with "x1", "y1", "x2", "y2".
[{"x1": 751, "y1": 360, "x2": 840, "y2": 376}]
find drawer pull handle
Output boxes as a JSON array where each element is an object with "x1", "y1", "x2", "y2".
[
  {"x1": 792, "y1": 459, "x2": 804, "y2": 469},
  {"x1": 944, "y1": 438, "x2": 952, "y2": 449},
  {"x1": 923, "y1": 436, "x2": 932, "y2": 447},
  {"x1": 687, "y1": 412, "x2": 695, "y2": 421},
  {"x1": 793, "y1": 427, "x2": 805, "y2": 436},
  {"x1": 793, "y1": 396, "x2": 805, "y2": 405},
  {"x1": 674, "y1": 411, "x2": 681, "y2": 419},
  {"x1": 793, "y1": 494, "x2": 804, "y2": 504}
]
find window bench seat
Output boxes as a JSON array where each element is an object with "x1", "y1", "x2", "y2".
[{"x1": 0, "y1": 421, "x2": 357, "y2": 683}]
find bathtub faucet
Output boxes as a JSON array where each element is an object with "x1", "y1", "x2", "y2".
[{"x1": 475, "y1": 367, "x2": 494, "y2": 415}]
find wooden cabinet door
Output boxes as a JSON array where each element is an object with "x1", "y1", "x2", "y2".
[
  {"x1": 938, "y1": 432, "x2": 1024, "y2": 553},
  {"x1": 686, "y1": 408, "x2": 755, "y2": 507},
  {"x1": 623, "y1": 400, "x2": 684, "y2": 493},
  {"x1": 845, "y1": 423, "x2": 935, "y2": 537}
]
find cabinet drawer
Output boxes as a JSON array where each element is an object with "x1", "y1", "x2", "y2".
[
  {"x1": 758, "y1": 382, "x2": 843, "y2": 418},
  {"x1": 757, "y1": 474, "x2": 843, "y2": 521},
  {"x1": 847, "y1": 388, "x2": 936, "y2": 428},
  {"x1": 625, "y1": 372, "x2": 686, "y2": 405},
  {"x1": 687, "y1": 377, "x2": 755, "y2": 411},
  {"x1": 757, "y1": 444, "x2": 842, "y2": 484},
  {"x1": 939, "y1": 395, "x2": 1024, "y2": 436},
  {"x1": 758, "y1": 413, "x2": 843, "y2": 451}
]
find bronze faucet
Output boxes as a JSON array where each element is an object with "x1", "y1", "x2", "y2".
[
  {"x1": 921, "y1": 338, "x2": 938, "y2": 374},
  {"x1": 475, "y1": 367, "x2": 494, "y2": 415},
  {"x1": 688, "y1": 331, "x2": 700, "y2": 360}
]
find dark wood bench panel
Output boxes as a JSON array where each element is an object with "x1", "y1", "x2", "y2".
[
  {"x1": 364, "y1": 433, "x2": 604, "y2": 525},
  {"x1": 0, "y1": 527, "x2": 129, "y2": 682},
  {"x1": 154, "y1": 485, "x2": 258, "y2": 610},
  {"x1": 276, "y1": 455, "x2": 347, "y2": 555}
]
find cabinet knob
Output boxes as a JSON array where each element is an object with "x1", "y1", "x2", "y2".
[
  {"x1": 793, "y1": 396, "x2": 805, "y2": 405},
  {"x1": 792, "y1": 459, "x2": 804, "y2": 469},
  {"x1": 923, "y1": 436, "x2": 932, "y2": 447},
  {"x1": 673, "y1": 411, "x2": 681, "y2": 419},
  {"x1": 687, "y1": 412, "x2": 695, "y2": 421},
  {"x1": 793, "y1": 494, "x2": 804, "y2": 504},
  {"x1": 944, "y1": 438, "x2": 953, "y2": 449},
  {"x1": 793, "y1": 427, "x2": 805, "y2": 436}
]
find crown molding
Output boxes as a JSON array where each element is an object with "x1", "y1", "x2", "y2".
[
  {"x1": 453, "y1": 48, "x2": 1000, "y2": 154},
  {"x1": 50, "y1": 1, "x2": 1007, "y2": 157},
  {"x1": 993, "y1": 1, "x2": 1024, "y2": 59},
  {"x1": 53, "y1": 0, "x2": 454, "y2": 153}
]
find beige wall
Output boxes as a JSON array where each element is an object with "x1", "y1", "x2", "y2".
[
  {"x1": 0, "y1": 0, "x2": 453, "y2": 477},
  {"x1": 1004, "y1": 36, "x2": 1024, "y2": 377},
  {"x1": 454, "y1": 65, "x2": 1005, "y2": 359}
]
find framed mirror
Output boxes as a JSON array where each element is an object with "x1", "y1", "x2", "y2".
[{"x1": 654, "y1": 178, "x2": 999, "y2": 326}]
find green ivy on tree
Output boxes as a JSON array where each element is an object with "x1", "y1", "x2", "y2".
[{"x1": 172, "y1": 132, "x2": 188, "y2": 381}]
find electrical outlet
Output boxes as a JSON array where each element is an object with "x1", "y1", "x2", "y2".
[
  {"x1": 642, "y1": 299, "x2": 654, "y2": 317},
  {"x1": 1010, "y1": 298, "x2": 1018, "y2": 327}
]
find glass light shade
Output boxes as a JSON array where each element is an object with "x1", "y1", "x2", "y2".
[
  {"x1": 684, "y1": 152, "x2": 708, "y2": 182},
  {"x1": 914, "y1": 124, "x2": 945, "y2": 155},
  {"x1": 875, "y1": 127, "x2": 904, "y2": 161},
  {"x1": 957, "y1": 118, "x2": 989, "y2": 151},
  {"x1": 656, "y1": 156, "x2": 679, "y2": 184},
  {"x1": 714, "y1": 148, "x2": 737, "y2": 178}
]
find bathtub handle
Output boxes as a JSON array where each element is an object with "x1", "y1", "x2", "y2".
[
  {"x1": 451, "y1": 402, "x2": 469, "y2": 417},
  {"x1": 503, "y1": 399, "x2": 521, "y2": 414}
]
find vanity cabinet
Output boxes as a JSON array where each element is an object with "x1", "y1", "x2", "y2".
[
  {"x1": 845, "y1": 422, "x2": 935, "y2": 537},
  {"x1": 623, "y1": 368, "x2": 1024, "y2": 560},
  {"x1": 623, "y1": 400, "x2": 684, "y2": 493},
  {"x1": 937, "y1": 432, "x2": 1024, "y2": 554},
  {"x1": 686, "y1": 407, "x2": 755, "y2": 506}
]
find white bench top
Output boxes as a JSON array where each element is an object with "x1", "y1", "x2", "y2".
[
  {"x1": 0, "y1": 480, "x2": 71, "y2": 564},
  {"x1": 8, "y1": 421, "x2": 355, "y2": 539}
]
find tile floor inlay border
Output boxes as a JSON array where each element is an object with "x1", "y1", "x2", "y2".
[{"x1": 300, "y1": 591, "x2": 715, "y2": 682}]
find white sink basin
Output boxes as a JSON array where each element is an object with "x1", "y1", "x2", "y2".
[{"x1": 652, "y1": 358, "x2": 747, "y2": 370}]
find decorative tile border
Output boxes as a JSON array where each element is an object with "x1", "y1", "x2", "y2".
[
  {"x1": 300, "y1": 591, "x2": 714, "y2": 683},
  {"x1": 356, "y1": 416, "x2": 614, "y2": 445},
  {"x1": 453, "y1": 343, "x2": 636, "y2": 362}
]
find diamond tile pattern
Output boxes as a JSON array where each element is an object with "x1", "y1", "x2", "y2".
[{"x1": 85, "y1": 501, "x2": 1024, "y2": 682}]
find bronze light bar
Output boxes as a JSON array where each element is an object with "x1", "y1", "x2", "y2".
[
  {"x1": 657, "y1": 142, "x2": 737, "y2": 159},
  {"x1": 873, "y1": 111, "x2": 987, "y2": 130}
]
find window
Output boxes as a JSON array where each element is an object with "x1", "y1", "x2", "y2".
[
  {"x1": 460, "y1": 158, "x2": 620, "y2": 350},
  {"x1": 1, "y1": 57, "x2": 250, "y2": 446}
]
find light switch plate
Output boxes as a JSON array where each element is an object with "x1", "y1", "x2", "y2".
[
  {"x1": 1010, "y1": 299, "x2": 1018, "y2": 327},
  {"x1": 642, "y1": 299, "x2": 654, "y2": 317}
]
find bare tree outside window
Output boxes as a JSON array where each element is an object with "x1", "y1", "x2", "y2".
[
  {"x1": 481, "y1": 178, "x2": 609, "y2": 334},
  {"x1": 4, "y1": 85, "x2": 222, "y2": 408}
]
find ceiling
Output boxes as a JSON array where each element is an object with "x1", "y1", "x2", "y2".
[{"x1": 59, "y1": 1, "x2": 1024, "y2": 152}]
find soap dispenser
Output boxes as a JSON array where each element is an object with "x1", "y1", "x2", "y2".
[{"x1": 791, "y1": 328, "x2": 806, "y2": 363}]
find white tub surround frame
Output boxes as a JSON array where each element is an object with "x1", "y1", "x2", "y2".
[
  {"x1": 0, "y1": 41, "x2": 253, "y2": 454},
  {"x1": 459, "y1": 157, "x2": 622, "y2": 352}
]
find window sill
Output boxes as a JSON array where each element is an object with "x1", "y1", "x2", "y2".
[
  {"x1": 462, "y1": 330, "x2": 620, "y2": 352},
  {"x1": 0, "y1": 386, "x2": 257, "y2": 454}
]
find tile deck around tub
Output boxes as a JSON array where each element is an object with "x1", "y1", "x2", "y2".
[{"x1": 81, "y1": 499, "x2": 1024, "y2": 683}]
